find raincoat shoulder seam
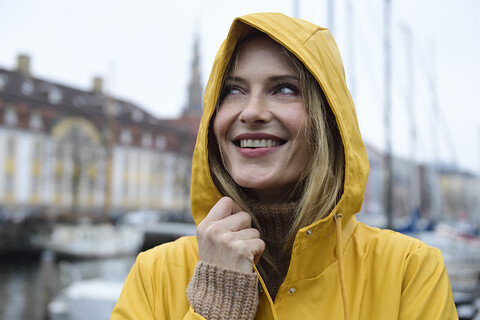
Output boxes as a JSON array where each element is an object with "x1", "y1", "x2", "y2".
[
  {"x1": 137, "y1": 252, "x2": 157, "y2": 315},
  {"x1": 404, "y1": 244, "x2": 440, "y2": 261}
]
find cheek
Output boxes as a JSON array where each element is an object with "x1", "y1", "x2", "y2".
[
  {"x1": 213, "y1": 107, "x2": 237, "y2": 142},
  {"x1": 213, "y1": 114, "x2": 226, "y2": 149},
  {"x1": 285, "y1": 106, "x2": 308, "y2": 139},
  {"x1": 290, "y1": 110, "x2": 311, "y2": 163},
  {"x1": 212, "y1": 117, "x2": 221, "y2": 144},
  {"x1": 212, "y1": 110, "x2": 232, "y2": 161}
]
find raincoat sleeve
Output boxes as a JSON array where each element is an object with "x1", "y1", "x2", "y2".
[
  {"x1": 111, "y1": 250, "x2": 207, "y2": 320},
  {"x1": 111, "y1": 253, "x2": 157, "y2": 319},
  {"x1": 399, "y1": 246, "x2": 458, "y2": 320}
]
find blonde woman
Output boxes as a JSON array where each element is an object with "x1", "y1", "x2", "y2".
[{"x1": 112, "y1": 13, "x2": 457, "y2": 320}]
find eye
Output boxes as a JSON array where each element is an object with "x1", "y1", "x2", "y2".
[
  {"x1": 228, "y1": 87, "x2": 242, "y2": 95},
  {"x1": 220, "y1": 84, "x2": 243, "y2": 103},
  {"x1": 223, "y1": 85, "x2": 241, "y2": 96},
  {"x1": 273, "y1": 83, "x2": 299, "y2": 95}
]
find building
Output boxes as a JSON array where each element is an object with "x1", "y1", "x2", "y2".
[
  {"x1": 360, "y1": 143, "x2": 480, "y2": 228},
  {"x1": 437, "y1": 165, "x2": 480, "y2": 223},
  {"x1": 0, "y1": 53, "x2": 199, "y2": 222}
]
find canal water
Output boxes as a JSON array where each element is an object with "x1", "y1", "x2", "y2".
[
  {"x1": 2, "y1": 240, "x2": 480, "y2": 319},
  {"x1": 0, "y1": 252, "x2": 135, "y2": 320},
  {"x1": 0, "y1": 253, "x2": 45, "y2": 320}
]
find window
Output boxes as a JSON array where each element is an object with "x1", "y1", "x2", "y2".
[
  {"x1": 73, "y1": 95, "x2": 87, "y2": 107},
  {"x1": 47, "y1": 87, "x2": 63, "y2": 104},
  {"x1": 113, "y1": 102, "x2": 123, "y2": 115},
  {"x1": 142, "y1": 133, "x2": 152, "y2": 147},
  {"x1": 6, "y1": 137, "x2": 15, "y2": 158},
  {"x1": 132, "y1": 109, "x2": 144, "y2": 122},
  {"x1": 0, "y1": 73, "x2": 9, "y2": 90},
  {"x1": 120, "y1": 128, "x2": 132, "y2": 144},
  {"x1": 5, "y1": 106, "x2": 17, "y2": 125},
  {"x1": 21, "y1": 80, "x2": 34, "y2": 95},
  {"x1": 5, "y1": 174, "x2": 13, "y2": 194},
  {"x1": 32, "y1": 176, "x2": 40, "y2": 195},
  {"x1": 32, "y1": 141, "x2": 42, "y2": 160},
  {"x1": 30, "y1": 110, "x2": 43, "y2": 129},
  {"x1": 156, "y1": 135, "x2": 166, "y2": 149}
]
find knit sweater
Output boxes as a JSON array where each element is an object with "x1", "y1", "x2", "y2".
[{"x1": 186, "y1": 201, "x2": 297, "y2": 319}]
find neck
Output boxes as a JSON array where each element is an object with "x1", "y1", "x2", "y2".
[{"x1": 246, "y1": 186, "x2": 298, "y2": 204}]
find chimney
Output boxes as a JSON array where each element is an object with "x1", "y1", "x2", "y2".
[
  {"x1": 92, "y1": 76, "x2": 103, "y2": 94},
  {"x1": 17, "y1": 54, "x2": 31, "y2": 77}
]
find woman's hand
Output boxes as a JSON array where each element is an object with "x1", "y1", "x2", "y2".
[{"x1": 196, "y1": 197, "x2": 265, "y2": 273}]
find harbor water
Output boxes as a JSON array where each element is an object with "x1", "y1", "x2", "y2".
[
  {"x1": 0, "y1": 253, "x2": 45, "y2": 320},
  {"x1": 0, "y1": 252, "x2": 135, "y2": 320},
  {"x1": 1, "y1": 228, "x2": 480, "y2": 319}
]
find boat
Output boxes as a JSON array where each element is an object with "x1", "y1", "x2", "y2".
[
  {"x1": 117, "y1": 210, "x2": 196, "y2": 249},
  {"x1": 48, "y1": 257, "x2": 134, "y2": 320},
  {"x1": 417, "y1": 224, "x2": 480, "y2": 319},
  {"x1": 42, "y1": 223, "x2": 144, "y2": 259},
  {"x1": 49, "y1": 278, "x2": 123, "y2": 320}
]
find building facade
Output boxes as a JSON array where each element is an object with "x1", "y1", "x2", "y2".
[
  {"x1": 0, "y1": 54, "x2": 198, "y2": 222},
  {"x1": 360, "y1": 143, "x2": 480, "y2": 228}
]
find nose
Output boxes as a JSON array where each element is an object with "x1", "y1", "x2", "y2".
[{"x1": 238, "y1": 96, "x2": 273, "y2": 125}]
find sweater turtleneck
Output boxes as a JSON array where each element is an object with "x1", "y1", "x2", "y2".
[
  {"x1": 248, "y1": 200, "x2": 298, "y2": 300},
  {"x1": 186, "y1": 200, "x2": 299, "y2": 319}
]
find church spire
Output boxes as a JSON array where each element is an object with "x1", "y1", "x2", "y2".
[{"x1": 183, "y1": 33, "x2": 203, "y2": 116}]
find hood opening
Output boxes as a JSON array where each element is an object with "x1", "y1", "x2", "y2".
[{"x1": 190, "y1": 13, "x2": 369, "y2": 234}]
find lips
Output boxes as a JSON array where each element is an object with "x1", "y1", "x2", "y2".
[
  {"x1": 233, "y1": 133, "x2": 286, "y2": 149},
  {"x1": 239, "y1": 139, "x2": 282, "y2": 148}
]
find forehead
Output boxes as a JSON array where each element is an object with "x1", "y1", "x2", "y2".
[{"x1": 231, "y1": 35, "x2": 297, "y2": 75}]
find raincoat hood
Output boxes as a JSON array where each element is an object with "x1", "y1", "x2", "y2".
[
  {"x1": 191, "y1": 12, "x2": 369, "y2": 227},
  {"x1": 113, "y1": 15, "x2": 456, "y2": 320}
]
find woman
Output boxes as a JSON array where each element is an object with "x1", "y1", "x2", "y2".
[{"x1": 112, "y1": 13, "x2": 457, "y2": 319}]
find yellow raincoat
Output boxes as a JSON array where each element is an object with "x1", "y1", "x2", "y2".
[{"x1": 112, "y1": 13, "x2": 457, "y2": 320}]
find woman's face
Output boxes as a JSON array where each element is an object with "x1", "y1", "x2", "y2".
[{"x1": 213, "y1": 36, "x2": 310, "y2": 202}]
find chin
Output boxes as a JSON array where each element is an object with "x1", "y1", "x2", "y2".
[
  {"x1": 235, "y1": 177, "x2": 271, "y2": 190},
  {"x1": 233, "y1": 175, "x2": 268, "y2": 188},
  {"x1": 232, "y1": 174, "x2": 291, "y2": 199}
]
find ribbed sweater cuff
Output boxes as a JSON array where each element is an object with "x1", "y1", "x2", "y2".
[{"x1": 186, "y1": 261, "x2": 259, "y2": 320}]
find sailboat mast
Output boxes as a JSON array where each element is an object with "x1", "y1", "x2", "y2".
[
  {"x1": 103, "y1": 66, "x2": 115, "y2": 221},
  {"x1": 328, "y1": 0, "x2": 335, "y2": 34},
  {"x1": 347, "y1": 0, "x2": 356, "y2": 101},
  {"x1": 428, "y1": 45, "x2": 443, "y2": 220},
  {"x1": 400, "y1": 24, "x2": 420, "y2": 214},
  {"x1": 384, "y1": 0, "x2": 393, "y2": 229},
  {"x1": 292, "y1": 0, "x2": 299, "y2": 18}
]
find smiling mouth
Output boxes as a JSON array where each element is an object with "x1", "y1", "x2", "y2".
[{"x1": 234, "y1": 139, "x2": 286, "y2": 148}]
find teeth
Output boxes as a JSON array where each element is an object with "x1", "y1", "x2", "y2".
[{"x1": 239, "y1": 139, "x2": 281, "y2": 148}]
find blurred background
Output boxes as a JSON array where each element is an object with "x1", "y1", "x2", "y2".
[{"x1": 0, "y1": 0, "x2": 479, "y2": 319}]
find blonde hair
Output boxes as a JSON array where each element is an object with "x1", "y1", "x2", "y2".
[{"x1": 208, "y1": 31, "x2": 345, "y2": 246}]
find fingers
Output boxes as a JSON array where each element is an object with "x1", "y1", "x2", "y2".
[
  {"x1": 198, "y1": 197, "x2": 251, "y2": 235},
  {"x1": 214, "y1": 211, "x2": 251, "y2": 233},
  {"x1": 196, "y1": 197, "x2": 265, "y2": 273},
  {"x1": 245, "y1": 238, "x2": 265, "y2": 265},
  {"x1": 197, "y1": 213, "x2": 254, "y2": 247},
  {"x1": 233, "y1": 228, "x2": 261, "y2": 240},
  {"x1": 202, "y1": 197, "x2": 243, "y2": 222}
]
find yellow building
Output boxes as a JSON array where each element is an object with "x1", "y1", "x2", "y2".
[{"x1": 0, "y1": 54, "x2": 199, "y2": 222}]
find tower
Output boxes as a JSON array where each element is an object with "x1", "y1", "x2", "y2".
[{"x1": 183, "y1": 34, "x2": 203, "y2": 117}]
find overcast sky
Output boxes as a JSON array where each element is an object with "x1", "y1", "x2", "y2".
[{"x1": 1, "y1": 0, "x2": 479, "y2": 174}]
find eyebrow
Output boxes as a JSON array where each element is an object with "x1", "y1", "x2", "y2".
[
  {"x1": 271, "y1": 75, "x2": 299, "y2": 82},
  {"x1": 225, "y1": 75, "x2": 299, "y2": 83}
]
